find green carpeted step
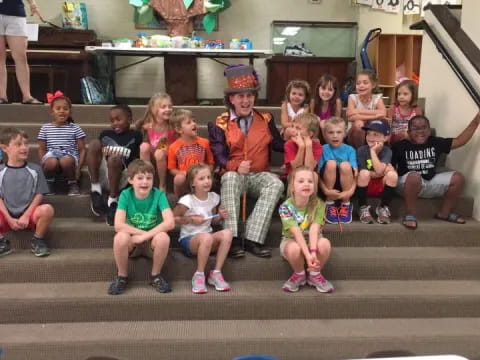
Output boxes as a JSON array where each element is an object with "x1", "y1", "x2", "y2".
[
  {"x1": 1, "y1": 247, "x2": 480, "y2": 283},
  {"x1": 7, "y1": 216, "x2": 480, "y2": 249},
  {"x1": 1, "y1": 318, "x2": 479, "y2": 360},
  {"x1": 1, "y1": 280, "x2": 480, "y2": 324}
]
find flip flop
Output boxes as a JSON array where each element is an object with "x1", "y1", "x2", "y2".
[
  {"x1": 22, "y1": 97, "x2": 44, "y2": 105},
  {"x1": 402, "y1": 214, "x2": 417, "y2": 230},
  {"x1": 434, "y1": 213, "x2": 466, "y2": 224},
  {"x1": 0, "y1": 98, "x2": 10, "y2": 104}
]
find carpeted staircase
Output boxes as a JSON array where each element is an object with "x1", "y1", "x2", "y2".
[{"x1": 1, "y1": 104, "x2": 480, "y2": 360}]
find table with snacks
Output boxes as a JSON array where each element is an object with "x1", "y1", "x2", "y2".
[{"x1": 85, "y1": 40, "x2": 273, "y2": 104}]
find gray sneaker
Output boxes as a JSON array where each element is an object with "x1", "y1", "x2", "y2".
[
  {"x1": 31, "y1": 238, "x2": 50, "y2": 257},
  {"x1": 359, "y1": 205, "x2": 374, "y2": 224},
  {"x1": 307, "y1": 272, "x2": 334, "y2": 293},
  {"x1": 207, "y1": 270, "x2": 231, "y2": 292},
  {"x1": 282, "y1": 272, "x2": 306, "y2": 292},
  {"x1": 376, "y1": 205, "x2": 391, "y2": 224}
]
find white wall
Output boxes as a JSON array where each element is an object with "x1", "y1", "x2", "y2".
[
  {"x1": 29, "y1": 0, "x2": 424, "y2": 99},
  {"x1": 30, "y1": 0, "x2": 358, "y2": 99},
  {"x1": 418, "y1": 0, "x2": 480, "y2": 219}
]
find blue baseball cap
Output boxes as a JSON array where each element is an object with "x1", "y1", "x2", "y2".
[{"x1": 362, "y1": 120, "x2": 390, "y2": 136}]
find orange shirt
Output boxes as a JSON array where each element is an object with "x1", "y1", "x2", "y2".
[{"x1": 167, "y1": 136, "x2": 214, "y2": 172}]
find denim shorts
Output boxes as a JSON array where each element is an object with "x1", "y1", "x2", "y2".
[
  {"x1": 179, "y1": 235, "x2": 195, "y2": 257},
  {"x1": 179, "y1": 233, "x2": 217, "y2": 258}
]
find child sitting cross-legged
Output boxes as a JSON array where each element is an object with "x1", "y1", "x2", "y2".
[
  {"x1": 0, "y1": 128, "x2": 54, "y2": 257},
  {"x1": 279, "y1": 166, "x2": 333, "y2": 293},
  {"x1": 173, "y1": 163, "x2": 232, "y2": 294},
  {"x1": 318, "y1": 117, "x2": 357, "y2": 224},
  {"x1": 356, "y1": 120, "x2": 398, "y2": 224},
  {"x1": 168, "y1": 109, "x2": 215, "y2": 199},
  {"x1": 108, "y1": 159, "x2": 174, "y2": 295},
  {"x1": 283, "y1": 112, "x2": 323, "y2": 179}
]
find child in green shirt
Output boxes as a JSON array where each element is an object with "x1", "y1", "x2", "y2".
[
  {"x1": 279, "y1": 166, "x2": 333, "y2": 293},
  {"x1": 108, "y1": 159, "x2": 174, "y2": 295}
]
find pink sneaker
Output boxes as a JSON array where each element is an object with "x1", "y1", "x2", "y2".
[
  {"x1": 307, "y1": 272, "x2": 334, "y2": 293},
  {"x1": 192, "y1": 272, "x2": 207, "y2": 294},
  {"x1": 207, "y1": 270, "x2": 231, "y2": 291},
  {"x1": 282, "y1": 272, "x2": 306, "y2": 292}
]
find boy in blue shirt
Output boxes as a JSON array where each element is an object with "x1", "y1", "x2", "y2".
[
  {"x1": 108, "y1": 159, "x2": 175, "y2": 295},
  {"x1": 318, "y1": 117, "x2": 357, "y2": 224}
]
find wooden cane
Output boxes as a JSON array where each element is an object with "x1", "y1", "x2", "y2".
[{"x1": 241, "y1": 144, "x2": 248, "y2": 249}]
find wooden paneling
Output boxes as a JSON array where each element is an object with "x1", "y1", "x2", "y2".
[{"x1": 266, "y1": 56, "x2": 354, "y2": 105}]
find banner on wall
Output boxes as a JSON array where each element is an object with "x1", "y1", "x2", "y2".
[
  {"x1": 384, "y1": 0, "x2": 403, "y2": 13},
  {"x1": 403, "y1": 0, "x2": 421, "y2": 15},
  {"x1": 371, "y1": 0, "x2": 387, "y2": 10}
]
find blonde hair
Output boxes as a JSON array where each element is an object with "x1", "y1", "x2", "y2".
[
  {"x1": 136, "y1": 92, "x2": 172, "y2": 130},
  {"x1": 185, "y1": 163, "x2": 211, "y2": 193},
  {"x1": 287, "y1": 166, "x2": 320, "y2": 224},
  {"x1": 324, "y1": 116, "x2": 346, "y2": 131},
  {"x1": 171, "y1": 109, "x2": 194, "y2": 132},
  {"x1": 294, "y1": 113, "x2": 320, "y2": 138},
  {"x1": 127, "y1": 159, "x2": 155, "y2": 179}
]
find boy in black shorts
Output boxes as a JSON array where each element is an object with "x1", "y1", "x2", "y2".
[{"x1": 86, "y1": 104, "x2": 142, "y2": 225}]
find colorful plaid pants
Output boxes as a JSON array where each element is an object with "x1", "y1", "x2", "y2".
[{"x1": 220, "y1": 171, "x2": 284, "y2": 244}]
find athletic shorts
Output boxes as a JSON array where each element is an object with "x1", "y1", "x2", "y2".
[
  {"x1": 98, "y1": 157, "x2": 129, "y2": 191},
  {"x1": 0, "y1": 15, "x2": 27, "y2": 37},
  {"x1": 367, "y1": 177, "x2": 384, "y2": 197},
  {"x1": 396, "y1": 171, "x2": 455, "y2": 198},
  {"x1": 0, "y1": 206, "x2": 37, "y2": 234}
]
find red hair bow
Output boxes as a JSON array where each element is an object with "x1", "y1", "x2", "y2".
[{"x1": 46, "y1": 90, "x2": 65, "y2": 103}]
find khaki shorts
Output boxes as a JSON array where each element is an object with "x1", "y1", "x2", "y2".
[
  {"x1": 280, "y1": 233, "x2": 324, "y2": 259},
  {"x1": 397, "y1": 171, "x2": 455, "y2": 198},
  {"x1": 0, "y1": 15, "x2": 27, "y2": 37},
  {"x1": 129, "y1": 239, "x2": 153, "y2": 258},
  {"x1": 98, "y1": 157, "x2": 129, "y2": 191}
]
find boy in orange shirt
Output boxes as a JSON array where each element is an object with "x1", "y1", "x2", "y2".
[{"x1": 168, "y1": 109, "x2": 215, "y2": 198}]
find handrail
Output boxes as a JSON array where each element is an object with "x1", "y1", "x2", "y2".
[{"x1": 411, "y1": 16, "x2": 480, "y2": 108}]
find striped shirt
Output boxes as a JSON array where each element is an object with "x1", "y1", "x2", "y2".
[{"x1": 37, "y1": 123, "x2": 86, "y2": 159}]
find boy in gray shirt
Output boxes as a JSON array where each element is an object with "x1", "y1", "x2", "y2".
[
  {"x1": 0, "y1": 128, "x2": 54, "y2": 257},
  {"x1": 356, "y1": 121, "x2": 398, "y2": 224}
]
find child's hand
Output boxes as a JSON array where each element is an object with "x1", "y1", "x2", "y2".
[
  {"x1": 292, "y1": 133, "x2": 305, "y2": 147},
  {"x1": 131, "y1": 234, "x2": 146, "y2": 244},
  {"x1": 303, "y1": 135, "x2": 312, "y2": 147},
  {"x1": 16, "y1": 215, "x2": 30, "y2": 229},
  {"x1": 7, "y1": 217, "x2": 22, "y2": 231},
  {"x1": 190, "y1": 215, "x2": 206, "y2": 225},
  {"x1": 370, "y1": 141, "x2": 382, "y2": 152},
  {"x1": 237, "y1": 160, "x2": 251, "y2": 175},
  {"x1": 325, "y1": 188, "x2": 341, "y2": 200},
  {"x1": 218, "y1": 206, "x2": 228, "y2": 220},
  {"x1": 306, "y1": 253, "x2": 321, "y2": 272}
]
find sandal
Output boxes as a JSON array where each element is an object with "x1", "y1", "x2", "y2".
[
  {"x1": 21, "y1": 97, "x2": 44, "y2": 105},
  {"x1": 434, "y1": 213, "x2": 466, "y2": 224},
  {"x1": 0, "y1": 98, "x2": 10, "y2": 104},
  {"x1": 402, "y1": 214, "x2": 418, "y2": 230}
]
